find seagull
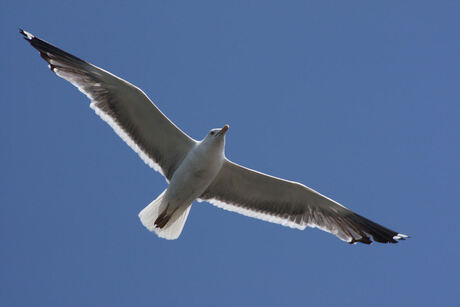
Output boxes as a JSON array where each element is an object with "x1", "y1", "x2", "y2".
[{"x1": 20, "y1": 29, "x2": 408, "y2": 244}]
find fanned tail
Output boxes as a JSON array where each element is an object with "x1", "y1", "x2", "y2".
[{"x1": 138, "y1": 190, "x2": 191, "y2": 240}]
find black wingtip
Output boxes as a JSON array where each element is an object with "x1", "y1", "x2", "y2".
[
  {"x1": 19, "y1": 29, "x2": 34, "y2": 41},
  {"x1": 19, "y1": 29, "x2": 88, "y2": 69},
  {"x1": 342, "y1": 210, "x2": 410, "y2": 245}
]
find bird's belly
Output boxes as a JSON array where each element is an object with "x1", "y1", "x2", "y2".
[{"x1": 165, "y1": 154, "x2": 223, "y2": 209}]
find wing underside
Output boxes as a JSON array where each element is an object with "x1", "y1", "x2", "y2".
[
  {"x1": 201, "y1": 160, "x2": 408, "y2": 244},
  {"x1": 21, "y1": 29, "x2": 196, "y2": 180}
]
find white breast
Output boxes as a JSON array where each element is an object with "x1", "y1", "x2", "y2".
[{"x1": 164, "y1": 138, "x2": 225, "y2": 210}]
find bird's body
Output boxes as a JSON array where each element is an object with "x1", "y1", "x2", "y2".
[
  {"x1": 21, "y1": 29, "x2": 408, "y2": 244},
  {"x1": 144, "y1": 129, "x2": 227, "y2": 236},
  {"x1": 168, "y1": 129, "x2": 226, "y2": 209}
]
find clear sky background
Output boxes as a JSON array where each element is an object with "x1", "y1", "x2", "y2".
[{"x1": 1, "y1": 1, "x2": 459, "y2": 306}]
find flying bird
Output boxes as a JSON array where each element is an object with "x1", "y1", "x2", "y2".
[{"x1": 20, "y1": 29, "x2": 408, "y2": 244}]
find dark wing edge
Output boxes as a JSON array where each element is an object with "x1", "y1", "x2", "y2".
[
  {"x1": 20, "y1": 29, "x2": 196, "y2": 180},
  {"x1": 200, "y1": 160, "x2": 409, "y2": 245}
]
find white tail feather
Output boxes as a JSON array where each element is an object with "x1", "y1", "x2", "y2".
[
  {"x1": 156, "y1": 206, "x2": 191, "y2": 240},
  {"x1": 138, "y1": 190, "x2": 191, "y2": 240},
  {"x1": 138, "y1": 190, "x2": 167, "y2": 231}
]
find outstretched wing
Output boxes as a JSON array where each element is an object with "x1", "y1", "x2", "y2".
[
  {"x1": 21, "y1": 29, "x2": 196, "y2": 180},
  {"x1": 200, "y1": 159, "x2": 407, "y2": 244}
]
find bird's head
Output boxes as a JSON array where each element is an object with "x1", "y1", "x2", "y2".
[{"x1": 203, "y1": 124, "x2": 229, "y2": 143}]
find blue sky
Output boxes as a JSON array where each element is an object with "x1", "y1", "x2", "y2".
[{"x1": 1, "y1": 1, "x2": 459, "y2": 306}]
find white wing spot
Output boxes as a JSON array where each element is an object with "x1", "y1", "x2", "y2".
[{"x1": 22, "y1": 30, "x2": 34, "y2": 39}]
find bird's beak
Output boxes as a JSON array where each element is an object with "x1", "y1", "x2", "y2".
[{"x1": 218, "y1": 124, "x2": 229, "y2": 136}]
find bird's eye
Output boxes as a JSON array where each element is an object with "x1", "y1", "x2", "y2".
[{"x1": 210, "y1": 131, "x2": 215, "y2": 135}]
